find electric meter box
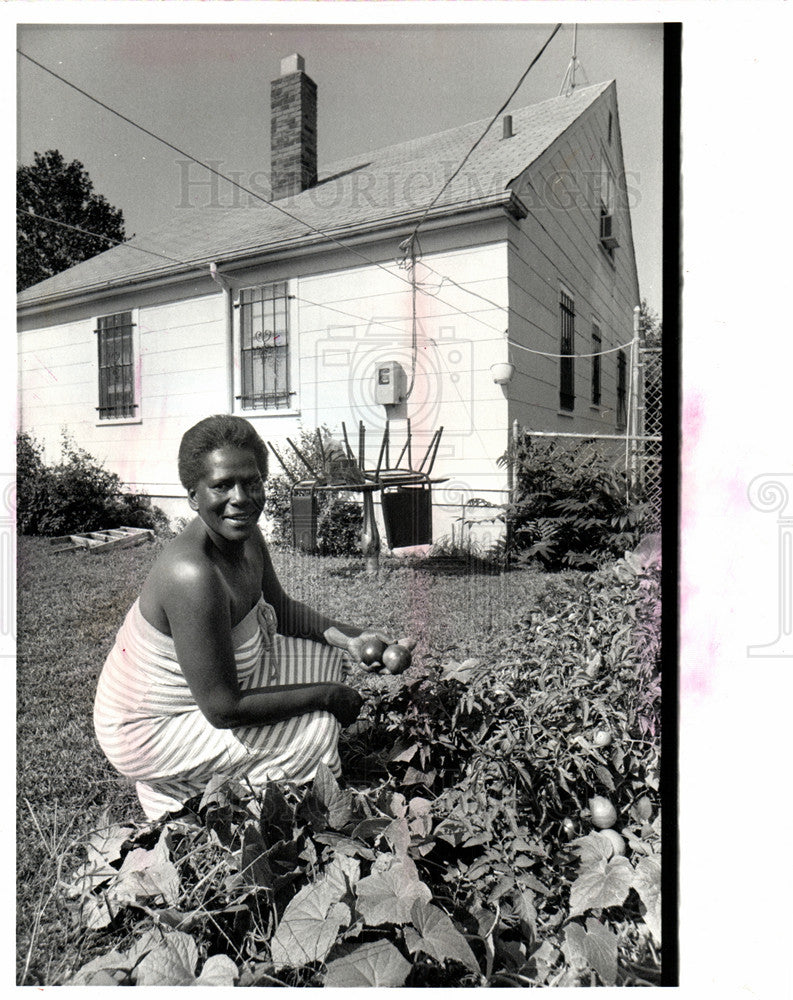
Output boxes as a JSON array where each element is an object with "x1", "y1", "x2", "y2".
[{"x1": 374, "y1": 361, "x2": 407, "y2": 405}]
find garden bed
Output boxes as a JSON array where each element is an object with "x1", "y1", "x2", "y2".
[{"x1": 17, "y1": 536, "x2": 661, "y2": 986}]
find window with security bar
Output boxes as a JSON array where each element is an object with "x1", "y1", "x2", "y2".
[
  {"x1": 238, "y1": 282, "x2": 292, "y2": 410},
  {"x1": 591, "y1": 324, "x2": 602, "y2": 406},
  {"x1": 559, "y1": 291, "x2": 575, "y2": 411},
  {"x1": 96, "y1": 311, "x2": 136, "y2": 420},
  {"x1": 617, "y1": 349, "x2": 627, "y2": 428}
]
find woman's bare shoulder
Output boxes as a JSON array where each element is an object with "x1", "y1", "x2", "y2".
[{"x1": 139, "y1": 523, "x2": 223, "y2": 631}]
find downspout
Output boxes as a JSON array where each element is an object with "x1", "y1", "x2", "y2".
[{"x1": 210, "y1": 262, "x2": 234, "y2": 413}]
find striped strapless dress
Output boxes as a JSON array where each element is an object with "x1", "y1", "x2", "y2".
[{"x1": 94, "y1": 596, "x2": 344, "y2": 820}]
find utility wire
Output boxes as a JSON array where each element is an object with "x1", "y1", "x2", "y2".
[
  {"x1": 417, "y1": 260, "x2": 633, "y2": 357},
  {"x1": 16, "y1": 208, "x2": 188, "y2": 267},
  {"x1": 19, "y1": 47, "x2": 572, "y2": 351},
  {"x1": 19, "y1": 205, "x2": 631, "y2": 361},
  {"x1": 403, "y1": 23, "x2": 562, "y2": 248},
  {"x1": 291, "y1": 291, "x2": 410, "y2": 339},
  {"x1": 16, "y1": 48, "x2": 412, "y2": 287},
  {"x1": 18, "y1": 46, "x2": 512, "y2": 344},
  {"x1": 19, "y1": 43, "x2": 620, "y2": 358},
  {"x1": 509, "y1": 337, "x2": 632, "y2": 360}
]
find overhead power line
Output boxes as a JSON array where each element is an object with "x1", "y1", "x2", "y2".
[
  {"x1": 417, "y1": 260, "x2": 634, "y2": 358},
  {"x1": 19, "y1": 208, "x2": 631, "y2": 359},
  {"x1": 18, "y1": 40, "x2": 626, "y2": 363},
  {"x1": 16, "y1": 208, "x2": 188, "y2": 267},
  {"x1": 403, "y1": 22, "x2": 563, "y2": 249},
  {"x1": 18, "y1": 47, "x2": 505, "y2": 341},
  {"x1": 16, "y1": 48, "x2": 411, "y2": 287}
]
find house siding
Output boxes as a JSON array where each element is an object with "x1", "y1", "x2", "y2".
[
  {"x1": 17, "y1": 85, "x2": 642, "y2": 549},
  {"x1": 18, "y1": 222, "x2": 513, "y2": 539},
  {"x1": 507, "y1": 83, "x2": 640, "y2": 436}
]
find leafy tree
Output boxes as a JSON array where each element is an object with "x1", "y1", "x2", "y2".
[
  {"x1": 637, "y1": 299, "x2": 662, "y2": 442},
  {"x1": 638, "y1": 298, "x2": 662, "y2": 349},
  {"x1": 17, "y1": 149, "x2": 126, "y2": 291}
]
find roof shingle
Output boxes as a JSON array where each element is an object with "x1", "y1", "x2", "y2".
[{"x1": 18, "y1": 81, "x2": 611, "y2": 307}]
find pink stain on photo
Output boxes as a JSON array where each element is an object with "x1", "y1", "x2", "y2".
[{"x1": 680, "y1": 392, "x2": 714, "y2": 698}]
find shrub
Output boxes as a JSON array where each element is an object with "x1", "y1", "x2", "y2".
[
  {"x1": 263, "y1": 425, "x2": 362, "y2": 555},
  {"x1": 499, "y1": 434, "x2": 649, "y2": 570},
  {"x1": 16, "y1": 431, "x2": 50, "y2": 535},
  {"x1": 16, "y1": 431, "x2": 169, "y2": 536}
]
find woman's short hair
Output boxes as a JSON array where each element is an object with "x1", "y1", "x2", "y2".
[{"x1": 178, "y1": 415, "x2": 268, "y2": 491}]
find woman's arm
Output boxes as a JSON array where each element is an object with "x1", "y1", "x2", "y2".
[
  {"x1": 163, "y1": 558, "x2": 361, "y2": 729},
  {"x1": 258, "y1": 534, "x2": 416, "y2": 666},
  {"x1": 260, "y1": 535, "x2": 368, "y2": 643}
]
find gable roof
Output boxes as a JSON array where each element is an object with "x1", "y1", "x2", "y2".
[{"x1": 18, "y1": 81, "x2": 612, "y2": 308}]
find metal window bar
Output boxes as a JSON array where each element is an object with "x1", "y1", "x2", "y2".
[
  {"x1": 95, "y1": 311, "x2": 136, "y2": 419},
  {"x1": 559, "y1": 292, "x2": 575, "y2": 411},
  {"x1": 239, "y1": 282, "x2": 291, "y2": 409},
  {"x1": 617, "y1": 349, "x2": 627, "y2": 428},
  {"x1": 592, "y1": 325, "x2": 602, "y2": 406}
]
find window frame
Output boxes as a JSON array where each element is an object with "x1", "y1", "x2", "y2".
[
  {"x1": 598, "y1": 149, "x2": 619, "y2": 260},
  {"x1": 616, "y1": 349, "x2": 627, "y2": 429},
  {"x1": 591, "y1": 321, "x2": 602, "y2": 407},
  {"x1": 94, "y1": 307, "x2": 141, "y2": 426},
  {"x1": 559, "y1": 288, "x2": 575, "y2": 413},
  {"x1": 233, "y1": 280, "x2": 298, "y2": 414}
]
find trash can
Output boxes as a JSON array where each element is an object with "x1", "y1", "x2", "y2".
[
  {"x1": 291, "y1": 491, "x2": 318, "y2": 553},
  {"x1": 381, "y1": 483, "x2": 433, "y2": 548}
]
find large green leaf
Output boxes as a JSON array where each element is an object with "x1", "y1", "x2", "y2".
[
  {"x1": 403, "y1": 899, "x2": 479, "y2": 974},
  {"x1": 527, "y1": 940, "x2": 560, "y2": 983},
  {"x1": 383, "y1": 816, "x2": 410, "y2": 856},
  {"x1": 85, "y1": 822, "x2": 134, "y2": 867},
  {"x1": 514, "y1": 888, "x2": 538, "y2": 942},
  {"x1": 313, "y1": 831, "x2": 375, "y2": 860},
  {"x1": 312, "y1": 762, "x2": 353, "y2": 829},
  {"x1": 198, "y1": 774, "x2": 246, "y2": 812},
  {"x1": 569, "y1": 857, "x2": 633, "y2": 917},
  {"x1": 632, "y1": 856, "x2": 661, "y2": 944},
  {"x1": 240, "y1": 822, "x2": 275, "y2": 889},
  {"x1": 325, "y1": 940, "x2": 412, "y2": 987},
  {"x1": 351, "y1": 817, "x2": 392, "y2": 842},
  {"x1": 260, "y1": 781, "x2": 293, "y2": 842},
  {"x1": 66, "y1": 857, "x2": 118, "y2": 899},
  {"x1": 582, "y1": 918, "x2": 618, "y2": 986},
  {"x1": 68, "y1": 947, "x2": 130, "y2": 985},
  {"x1": 113, "y1": 831, "x2": 180, "y2": 907},
  {"x1": 195, "y1": 954, "x2": 240, "y2": 986},
  {"x1": 323, "y1": 854, "x2": 361, "y2": 898},
  {"x1": 355, "y1": 856, "x2": 432, "y2": 926},
  {"x1": 269, "y1": 856, "x2": 358, "y2": 968},
  {"x1": 134, "y1": 931, "x2": 198, "y2": 986},
  {"x1": 562, "y1": 919, "x2": 618, "y2": 986},
  {"x1": 572, "y1": 831, "x2": 620, "y2": 863}
]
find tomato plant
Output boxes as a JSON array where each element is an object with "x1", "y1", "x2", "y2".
[{"x1": 63, "y1": 553, "x2": 662, "y2": 987}]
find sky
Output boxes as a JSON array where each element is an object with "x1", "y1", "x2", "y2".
[{"x1": 16, "y1": 20, "x2": 664, "y2": 313}]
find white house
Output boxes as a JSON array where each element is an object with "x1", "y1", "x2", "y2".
[{"x1": 17, "y1": 55, "x2": 641, "y2": 547}]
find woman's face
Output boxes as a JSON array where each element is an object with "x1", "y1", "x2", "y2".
[{"x1": 188, "y1": 446, "x2": 266, "y2": 543}]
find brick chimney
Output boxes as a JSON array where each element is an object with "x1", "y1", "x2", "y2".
[{"x1": 270, "y1": 54, "x2": 317, "y2": 200}]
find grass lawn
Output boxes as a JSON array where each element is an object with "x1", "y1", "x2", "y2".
[{"x1": 17, "y1": 535, "x2": 555, "y2": 985}]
